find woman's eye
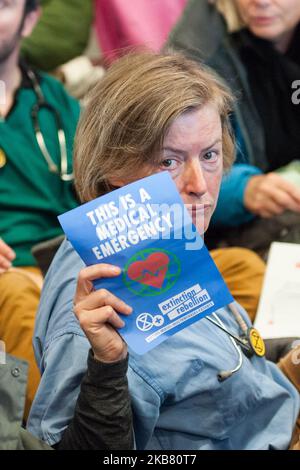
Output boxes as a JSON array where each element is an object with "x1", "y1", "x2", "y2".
[
  {"x1": 161, "y1": 159, "x2": 176, "y2": 168},
  {"x1": 203, "y1": 151, "x2": 218, "y2": 162}
]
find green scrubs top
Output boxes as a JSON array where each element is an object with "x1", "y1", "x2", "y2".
[
  {"x1": 21, "y1": 0, "x2": 93, "y2": 72},
  {"x1": 0, "y1": 69, "x2": 80, "y2": 266}
]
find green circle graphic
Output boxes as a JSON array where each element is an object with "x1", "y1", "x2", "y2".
[{"x1": 123, "y1": 248, "x2": 181, "y2": 297}]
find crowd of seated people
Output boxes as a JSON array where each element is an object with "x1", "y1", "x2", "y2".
[
  {"x1": 0, "y1": 0, "x2": 80, "y2": 420},
  {"x1": 0, "y1": 0, "x2": 299, "y2": 451}
]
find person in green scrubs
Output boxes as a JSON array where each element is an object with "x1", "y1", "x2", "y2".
[
  {"x1": 21, "y1": 0, "x2": 93, "y2": 72},
  {"x1": 0, "y1": 0, "x2": 79, "y2": 419}
]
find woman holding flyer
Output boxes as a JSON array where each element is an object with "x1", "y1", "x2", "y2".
[{"x1": 28, "y1": 51, "x2": 300, "y2": 450}]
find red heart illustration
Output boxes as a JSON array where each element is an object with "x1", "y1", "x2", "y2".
[{"x1": 127, "y1": 252, "x2": 170, "y2": 289}]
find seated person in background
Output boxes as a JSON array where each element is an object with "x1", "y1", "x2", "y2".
[
  {"x1": 21, "y1": 0, "x2": 105, "y2": 99},
  {"x1": 94, "y1": 0, "x2": 188, "y2": 62},
  {"x1": 28, "y1": 51, "x2": 300, "y2": 450},
  {"x1": 0, "y1": 0, "x2": 79, "y2": 418},
  {"x1": 21, "y1": 0, "x2": 93, "y2": 72},
  {"x1": 168, "y1": 0, "x2": 300, "y2": 254}
]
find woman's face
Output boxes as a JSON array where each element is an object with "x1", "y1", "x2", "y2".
[
  {"x1": 110, "y1": 104, "x2": 224, "y2": 235},
  {"x1": 159, "y1": 105, "x2": 223, "y2": 234},
  {"x1": 235, "y1": 0, "x2": 300, "y2": 47}
]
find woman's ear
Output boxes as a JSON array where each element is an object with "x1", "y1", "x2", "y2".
[{"x1": 21, "y1": 7, "x2": 41, "y2": 39}]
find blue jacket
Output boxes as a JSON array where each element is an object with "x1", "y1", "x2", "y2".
[{"x1": 28, "y1": 240, "x2": 299, "y2": 449}]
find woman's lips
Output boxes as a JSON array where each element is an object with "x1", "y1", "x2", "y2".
[
  {"x1": 189, "y1": 205, "x2": 211, "y2": 212},
  {"x1": 188, "y1": 205, "x2": 212, "y2": 223},
  {"x1": 250, "y1": 15, "x2": 277, "y2": 26}
]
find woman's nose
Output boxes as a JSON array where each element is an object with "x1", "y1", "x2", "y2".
[
  {"x1": 252, "y1": 0, "x2": 272, "y2": 8},
  {"x1": 181, "y1": 160, "x2": 208, "y2": 196}
]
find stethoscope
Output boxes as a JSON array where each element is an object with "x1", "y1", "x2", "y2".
[
  {"x1": 206, "y1": 303, "x2": 266, "y2": 382},
  {"x1": 26, "y1": 67, "x2": 74, "y2": 182}
]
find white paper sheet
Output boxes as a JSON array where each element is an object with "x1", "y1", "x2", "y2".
[{"x1": 254, "y1": 242, "x2": 300, "y2": 338}]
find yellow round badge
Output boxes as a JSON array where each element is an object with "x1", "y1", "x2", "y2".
[
  {"x1": 248, "y1": 328, "x2": 265, "y2": 357},
  {"x1": 0, "y1": 149, "x2": 6, "y2": 169}
]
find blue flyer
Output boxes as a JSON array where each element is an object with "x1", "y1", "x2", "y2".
[{"x1": 58, "y1": 172, "x2": 233, "y2": 354}]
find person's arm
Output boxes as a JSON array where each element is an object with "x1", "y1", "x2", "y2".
[
  {"x1": 27, "y1": 260, "x2": 134, "y2": 449},
  {"x1": 57, "y1": 350, "x2": 134, "y2": 450},
  {"x1": 57, "y1": 263, "x2": 134, "y2": 450},
  {"x1": 72, "y1": 264, "x2": 162, "y2": 450},
  {"x1": 244, "y1": 172, "x2": 300, "y2": 219},
  {"x1": 28, "y1": 331, "x2": 134, "y2": 450}
]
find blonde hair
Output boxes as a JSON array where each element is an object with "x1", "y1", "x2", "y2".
[
  {"x1": 74, "y1": 51, "x2": 235, "y2": 203},
  {"x1": 214, "y1": 0, "x2": 244, "y2": 32}
]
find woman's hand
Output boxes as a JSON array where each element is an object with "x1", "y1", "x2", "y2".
[
  {"x1": 244, "y1": 173, "x2": 300, "y2": 218},
  {"x1": 0, "y1": 238, "x2": 16, "y2": 274},
  {"x1": 74, "y1": 264, "x2": 132, "y2": 363}
]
